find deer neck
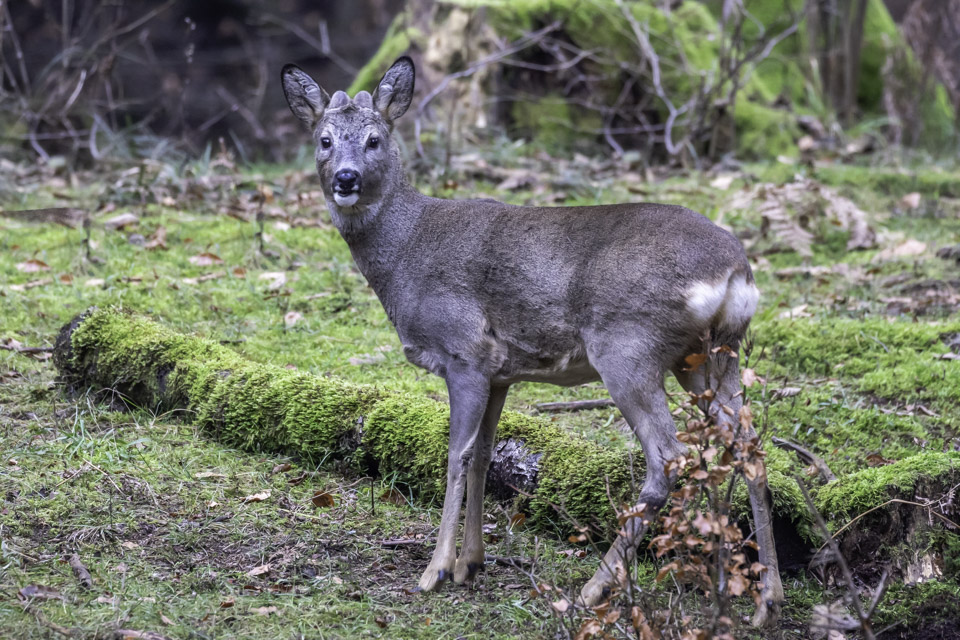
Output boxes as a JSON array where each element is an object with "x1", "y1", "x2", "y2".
[{"x1": 329, "y1": 176, "x2": 429, "y2": 305}]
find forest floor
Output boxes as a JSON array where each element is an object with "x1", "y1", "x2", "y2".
[{"x1": 2, "y1": 144, "x2": 960, "y2": 639}]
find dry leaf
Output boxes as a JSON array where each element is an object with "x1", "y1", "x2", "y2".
[
  {"x1": 271, "y1": 463, "x2": 292, "y2": 474},
  {"x1": 246, "y1": 564, "x2": 271, "y2": 577},
  {"x1": 741, "y1": 368, "x2": 760, "y2": 388},
  {"x1": 219, "y1": 597, "x2": 235, "y2": 609},
  {"x1": 312, "y1": 491, "x2": 335, "y2": 508},
  {"x1": 710, "y1": 174, "x2": 736, "y2": 190},
  {"x1": 9, "y1": 278, "x2": 51, "y2": 291},
  {"x1": 874, "y1": 238, "x2": 927, "y2": 262},
  {"x1": 58, "y1": 273, "x2": 73, "y2": 284},
  {"x1": 773, "y1": 387, "x2": 802, "y2": 399},
  {"x1": 900, "y1": 192, "x2": 922, "y2": 210},
  {"x1": 778, "y1": 304, "x2": 811, "y2": 319},
  {"x1": 182, "y1": 271, "x2": 225, "y2": 285},
  {"x1": 145, "y1": 226, "x2": 168, "y2": 250},
  {"x1": 16, "y1": 259, "x2": 50, "y2": 273},
  {"x1": 259, "y1": 271, "x2": 287, "y2": 291},
  {"x1": 114, "y1": 630, "x2": 171, "y2": 640},
  {"x1": 242, "y1": 489, "x2": 271, "y2": 503},
  {"x1": 684, "y1": 352, "x2": 708, "y2": 370},
  {"x1": 551, "y1": 598, "x2": 570, "y2": 613},
  {"x1": 509, "y1": 513, "x2": 527, "y2": 529},
  {"x1": 104, "y1": 212, "x2": 139, "y2": 230},
  {"x1": 574, "y1": 619, "x2": 603, "y2": 640},
  {"x1": 85, "y1": 278, "x2": 105, "y2": 287},
  {"x1": 252, "y1": 606, "x2": 278, "y2": 616},
  {"x1": 189, "y1": 252, "x2": 224, "y2": 266},
  {"x1": 160, "y1": 614, "x2": 174, "y2": 626},
  {"x1": 284, "y1": 311, "x2": 303, "y2": 328},
  {"x1": 231, "y1": 266, "x2": 247, "y2": 278},
  {"x1": 380, "y1": 487, "x2": 407, "y2": 505},
  {"x1": 17, "y1": 584, "x2": 64, "y2": 601},
  {"x1": 194, "y1": 471, "x2": 227, "y2": 479}
]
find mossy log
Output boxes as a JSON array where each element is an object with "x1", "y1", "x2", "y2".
[
  {"x1": 53, "y1": 307, "x2": 640, "y2": 537},
  {"x1": 51, "y1": 307, "x2": 960, "y2": 579}
]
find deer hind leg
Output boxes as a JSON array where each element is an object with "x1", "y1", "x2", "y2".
[
  {"x1": 675, "y1": 341, "x2": 784, "y2": 628},
  {"x1": 580, "y1": 361, "x2": 687, "y2": 606},
  {"x1": 454, "y1": 385, "x2": 509, "y2": 583},
  {"x1": 418, "y1": 371, "x2": 490, "y2": 593}
]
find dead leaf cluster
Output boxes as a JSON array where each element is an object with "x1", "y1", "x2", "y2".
[{"x1": 725, "y1": 179, "x2": 875, "y2": 257}]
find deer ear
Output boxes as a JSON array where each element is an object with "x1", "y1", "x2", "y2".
[
  {"x1": 281, "y1": 64, "x2": 330, "y2": 129},
  {"x1": 372, "y1": 56, "x2": 415, "y2": 123}
]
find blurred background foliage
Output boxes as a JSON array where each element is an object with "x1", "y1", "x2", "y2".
[{"x1": 1, "y1": 0, "x2": 958, "y2": 166}]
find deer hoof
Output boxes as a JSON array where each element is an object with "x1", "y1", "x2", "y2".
[
  {"x1": 578, "y1": 576, "x2": 613, "y2": 607},
  {"x1": 750, "y1": 594, "x2": 782, "y2": 628},
  {"x1": 454, "y1": 559, "x2": 483, "y2": 583},
  {"x1": 418, "y1": 566, "x2": 452, "y2": 592}
]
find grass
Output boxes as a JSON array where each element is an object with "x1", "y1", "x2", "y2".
[{"x1": 2, "y1": 148, "x2": 960, "y2": 638}]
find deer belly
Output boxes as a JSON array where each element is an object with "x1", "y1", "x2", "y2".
[{"x1": 494, "y1": 349, "x2": 599, "y2": 386}]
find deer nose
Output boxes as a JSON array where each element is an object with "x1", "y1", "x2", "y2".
[{"x1": 335, "y1": 169, "x2": 360, "y2": 192}]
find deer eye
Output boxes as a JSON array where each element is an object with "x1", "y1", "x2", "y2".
[
  {"x1": 367, "y1": 136, "x2": 379, "y2": 150},
  {"x1": 320, "y1": 137, "x2": 332, "y2": 149}
]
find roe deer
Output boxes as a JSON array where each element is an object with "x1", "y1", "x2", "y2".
[{"x1": 282, "y1": 56, "x2": 784, "y2": 626}]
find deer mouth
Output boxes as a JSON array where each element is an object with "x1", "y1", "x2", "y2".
[{"x1": 333, "y1": 188, "x2": 360, "y2": 207}]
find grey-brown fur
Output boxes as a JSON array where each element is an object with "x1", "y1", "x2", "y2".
[{"x1": 282, "y1": 57, "x2": 783, "y2": 626}]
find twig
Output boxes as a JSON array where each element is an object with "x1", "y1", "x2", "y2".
[
  {"x1": 485, "y1": 554, "x2": 533, "y2": 568},
  {"x1": 796, "y1": 478, "x2": 876, "y2": 640},
  {"x1": 258, "y1": 13, "x2": 356, "y2": 75},
  {"x1": 772, "y1": 437, "x2": 837, "y2": 482},
  {"x1": 379, "y1": 537, "x2": 434, "y2": 548},
  {"x1": 535, "y1": 399, "x2": 616, "y2": 412}
]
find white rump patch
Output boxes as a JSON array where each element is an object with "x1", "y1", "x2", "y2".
[
  {"x1": 719, "y1": 274, "x2": 760, "y2": 330},
  {"x1": 686, "y1": 271, "x2": 759, "y2": 331},
  {"x1": 334, "y1": 192, "x2": 359, "y2": 207},
  {"x1": 686, "y1": 279, "x2": 729, "y2": 325}
]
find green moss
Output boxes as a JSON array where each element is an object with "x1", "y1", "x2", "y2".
[
  {"x1": 364, "y1": 394, "x2": 453, "y2": 497},
  {"x1": 348, "y1": 17, "x2": 423, "y2": 95},
  {"x1": 816, "y1": 451, "x2": 960, "y2": 517},
  {"x1": 873, "y1": 581, "x2": 960, "y2": 631},
  {"x1": 510, "y1": 95, "x2": 602, "y2": 153},
  {"x1": 856, "y1": 0, "x2": 899, "y2": 112},
  {"x1": 734, "y1": 101, "x2": 801, "y2": 159},
  {"x1": 754, "y1": 316, "x2": 960, "y2": 405},
  {"x1": 814, "y1": 164, "x2": 960, "y2": 197}
]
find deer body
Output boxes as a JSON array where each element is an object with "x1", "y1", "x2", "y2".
[{"x1": 283, "y1": 57, "x2": 783, "y2": 626}]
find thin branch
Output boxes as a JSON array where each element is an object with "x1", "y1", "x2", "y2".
[
  {"x1": 796, "y1": 477, "x2": 876, "y2": 640},
  {"x1": 772, "y1": 437, "x2": 837, "y2": 482}
]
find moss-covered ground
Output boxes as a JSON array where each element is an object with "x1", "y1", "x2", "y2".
[{"x1": 2, "y1": 148, "x2": 960, "y2": 637}]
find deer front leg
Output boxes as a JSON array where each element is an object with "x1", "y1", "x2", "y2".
[
  {"x1": 454, "y1": 385, "x2": 508, "y2": 583},
  {"x1": 418, "y1": 371, "x2": 490, "y2": 592}
]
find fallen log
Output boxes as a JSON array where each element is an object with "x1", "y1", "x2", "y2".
[{"x1": 53, "y1": 307, "x2": 639, "y2": 536}]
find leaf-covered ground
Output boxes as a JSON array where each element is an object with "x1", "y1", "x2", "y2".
[{"x1": 2, "y1": 147, "x2": 960, "y2": 638}]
